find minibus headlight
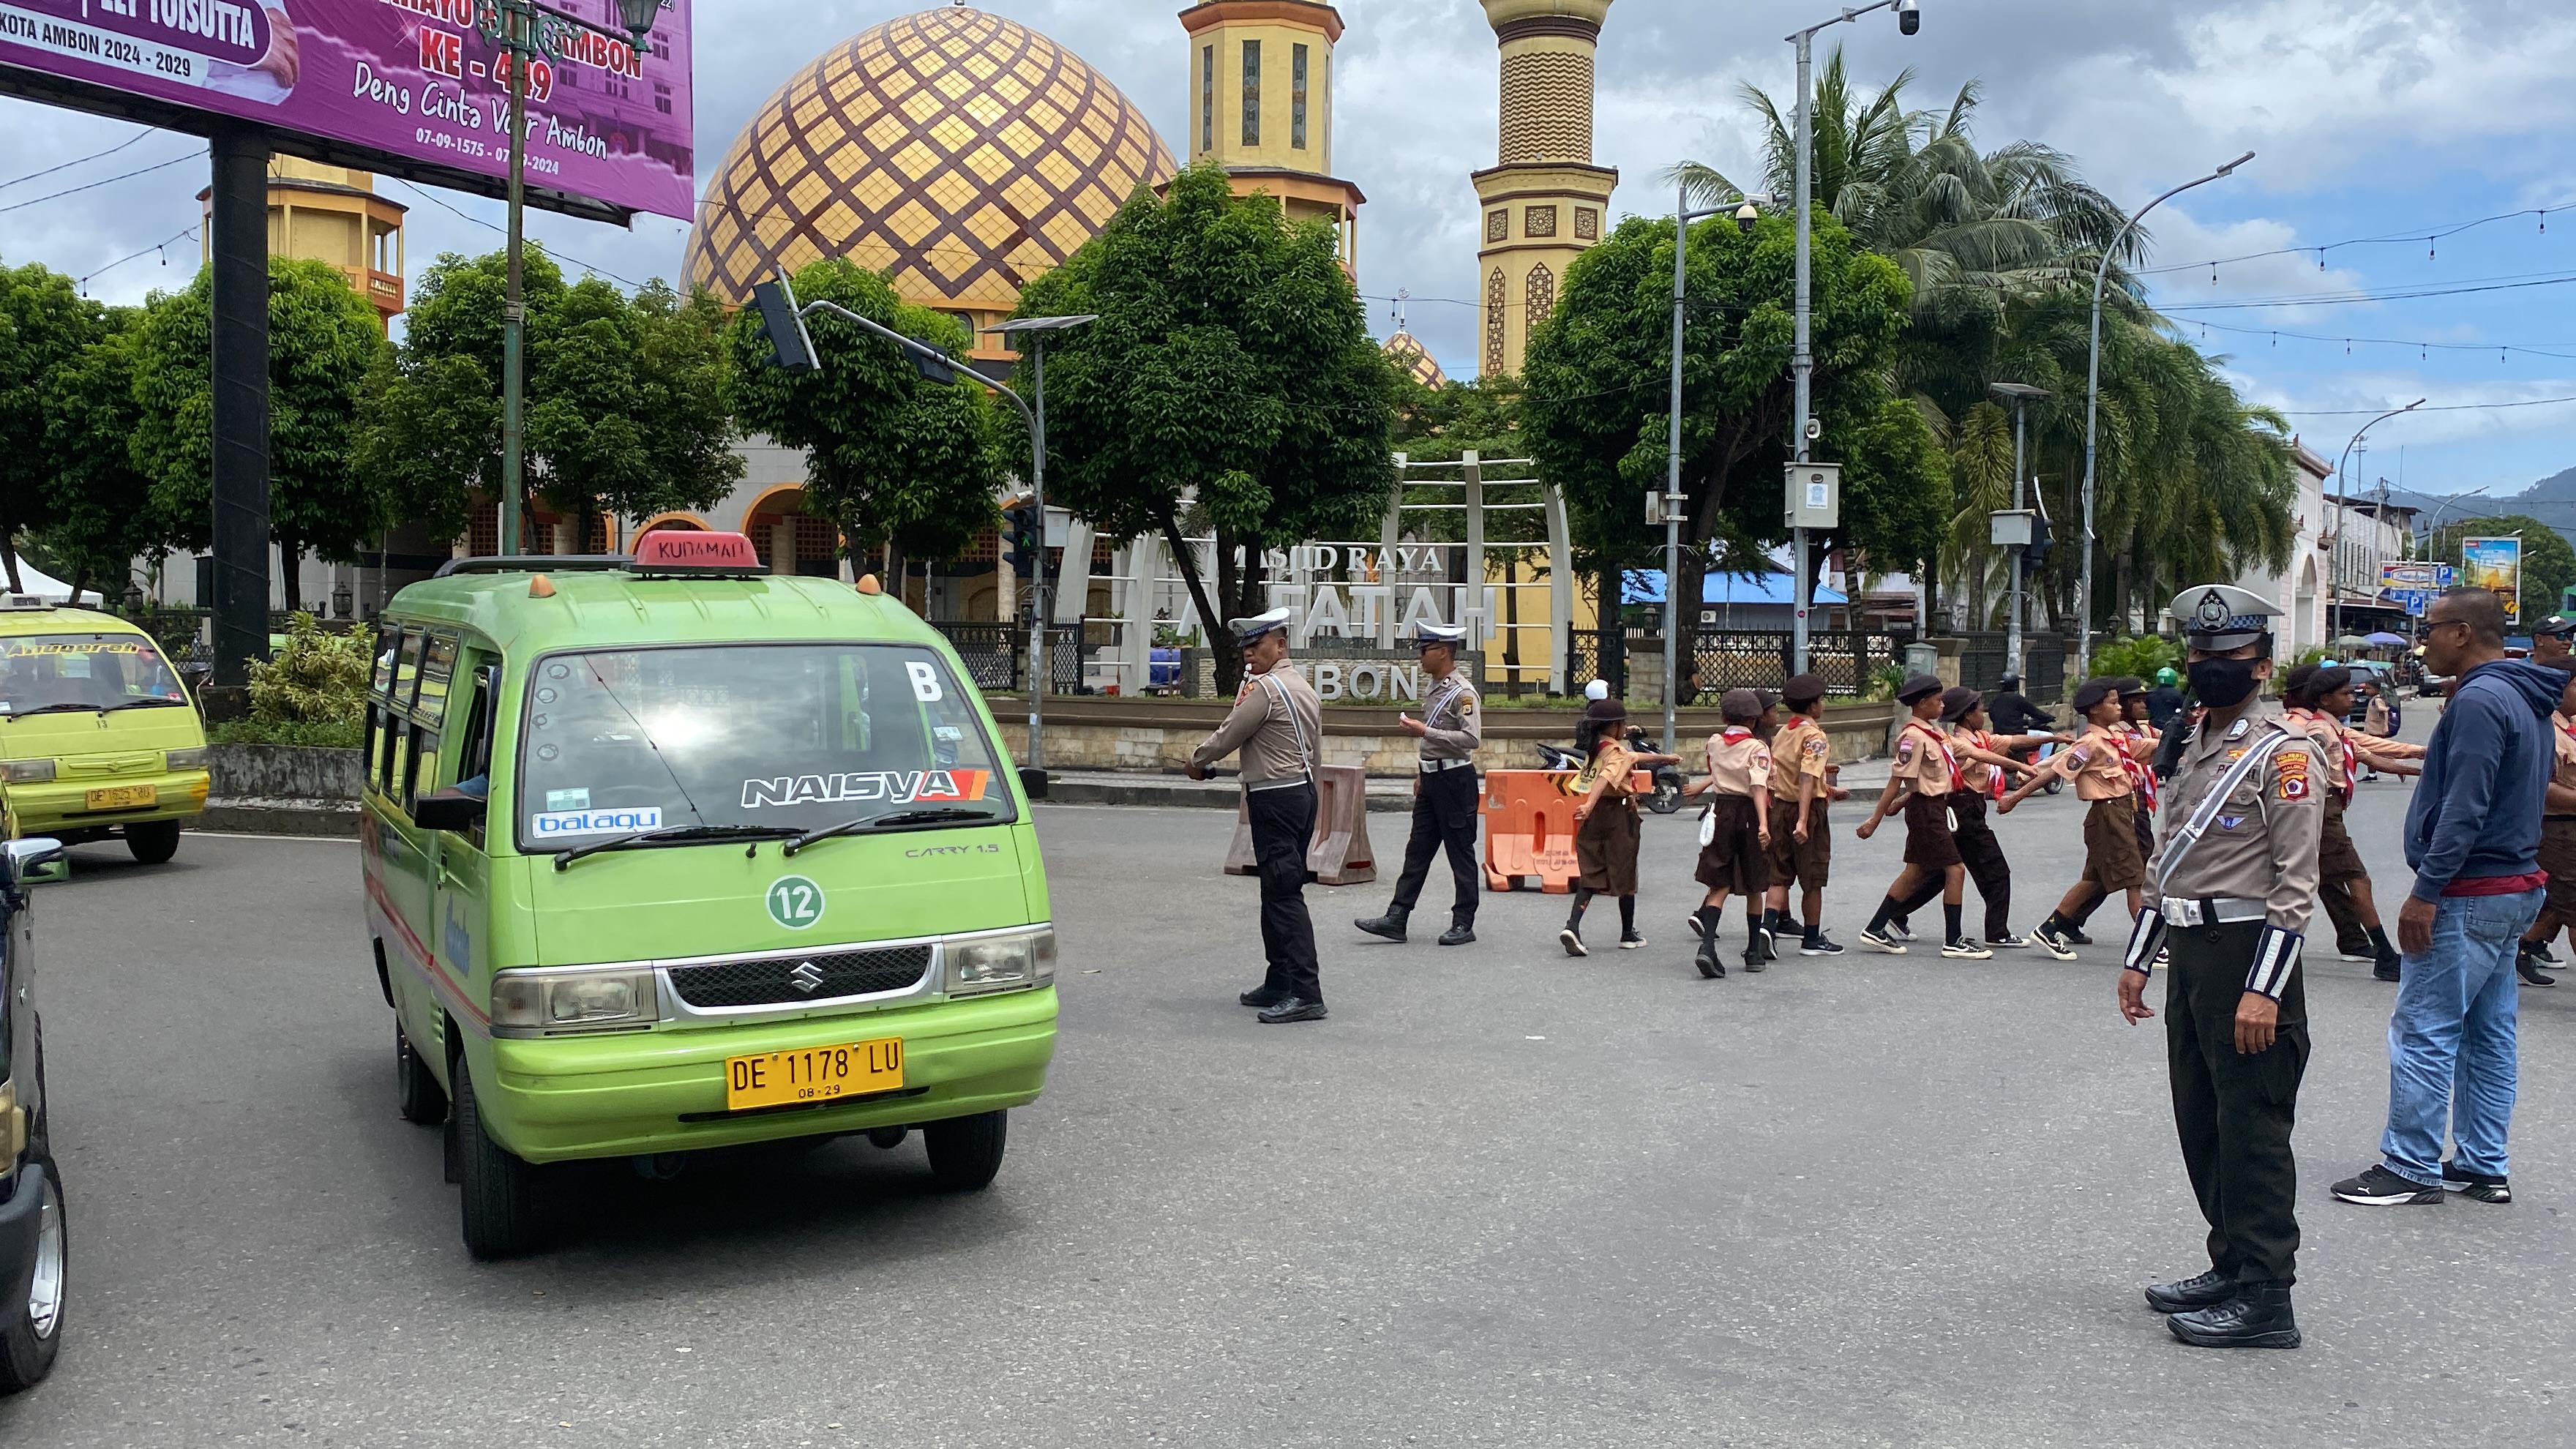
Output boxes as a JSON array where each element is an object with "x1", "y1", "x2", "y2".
[
  {"x1": 1, "y1": 760, "x2": 53, "y2": 784},
  {"x1": 945, "y1": 928, "x2": 1055, "y2": 997},
  {"x1": 165, "y1": 746, "x2": 207, "y2": 771},
  {"x1": 491, "y1": 970, "x2": 657, "y2": 1030}
]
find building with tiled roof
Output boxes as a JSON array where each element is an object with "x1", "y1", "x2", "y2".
[{"x1": 683, "y1": 4, "x2": 1177, "y2": 363}]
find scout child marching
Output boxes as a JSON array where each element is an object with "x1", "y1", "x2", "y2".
[
  {"x1": 1942, "y1": 686, "x2": 2043, "y2": 948},
  {"x1": 1763, "y1": 674, "x2": 1852, "y2": 957},
  {"x1": 2283, "y1": 664, "x2": 2424, "y2": 983},
  {"x1": 1562, "y1": 698, "x2": 1681, "y2": 956},
  {"x1": 1854, "y1": 675, "x2": 1992, "y2": 959},
  {"x1": 2002, "y1": 677, "x2": 2157, "y2": 960},
  {"x1": 1684, "y1": 689, "x2": 1775, "y2": 977}
]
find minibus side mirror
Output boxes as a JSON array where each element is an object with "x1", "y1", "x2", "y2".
[
  {"x1": 411, "y1": 788, "x2": 488, "y2": 834},
  {"x1": 7, "y1": 837, "x2": 67, "y2": 885},
  {"x1": 1017, "y1": 766, "x2": 1049, "y2": 802}
]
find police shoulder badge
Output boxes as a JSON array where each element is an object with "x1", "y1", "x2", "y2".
[{"x1": 2276, "y1": 746, "x2": 2313, "y2": 801}]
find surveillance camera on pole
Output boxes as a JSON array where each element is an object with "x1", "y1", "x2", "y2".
[
  {"x1": 1734, "y1": 201, "x2": 1760, "y2": 236},
  {"x1": 1896, "y1": 0, "x2": 1921, "y2": 34}
]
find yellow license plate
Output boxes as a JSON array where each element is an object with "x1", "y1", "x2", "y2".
[
  {"x1": 85, "y1": 785, "x2": 156, "y2": 810},
  {"x1": 725, "y1": 1037, "x2": 904, "y2": 1111}
]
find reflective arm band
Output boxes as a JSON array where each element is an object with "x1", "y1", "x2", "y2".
[
  {"x1": 2123, "y1": 907, "x2": 2166, "y2": 978},
  {"x1": 2244, "y1": 926, "x2": 2303, "y2": 1000}
]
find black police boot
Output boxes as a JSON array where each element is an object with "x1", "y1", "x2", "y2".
[
  {"x1": 2143, "y1": 1269, "x2": 2239, "y2": 1314},
  {"x1": 1439, "y1": 918, "x2": 1476, "y2": 946},
  {"x1": 1256, "y1": 996, "x2": 1328, "y2": 1025},
  {"x1": 1355, "y1": 905, "x2": 1409, "y2": 943},
  {"x1": 1239, "y1": 984, "x2": 1292, "y2": 1008},
  {"x1": 2167, "y1": 1281, "x2": 2300, "y2": 1349}
]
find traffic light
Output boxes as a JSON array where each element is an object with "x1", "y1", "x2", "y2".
[
  {"x1": 1003, "y1": 503, "x2": 1040, "y2": 577},
  {"x1": 2021, "y1": 514, "x2": 2054, "y2": 574},
  {"x1": 749, "y1": 275, "x2": 817, "y2": 374}
]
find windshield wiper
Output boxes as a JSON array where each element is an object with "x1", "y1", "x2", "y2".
[
  {"x1": 3, "y1": 703, "x2": 111, "y2": 720},
  {"x1": 553, "y1": 823, "x2": 801, "y2": 871},
  {"x1": 99, "y1": 698, "x2": 190, "y2": 713},
  {"x1": 782, "y1": 808, "x2": 996, "y2": 857}
]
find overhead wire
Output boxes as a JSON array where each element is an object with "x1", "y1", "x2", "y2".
[
  {"x1": 2136, "y1": 201, "x2": 2573, "y2": 277},
  {"x1": 0, "y1": 149, "x2": 206, "y2": 216},
  {"x1": 76, "y1": 225, "x2": 198, "y2": 293},
  {"x1": 0, "y1": 128, "x2": 154, "y2": 193}
]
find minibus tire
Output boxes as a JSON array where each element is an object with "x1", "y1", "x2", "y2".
[
  {"x1": 452, "y1": 1065, "x2": 537, "y2": 1259},
  {"x1": 124, "y1": 821, "x2": 180, "y2": 865},
  {"x1": 0, "y1": 1166, "x2": 64, "y2": 1394},
  {"x1": 395, "y1": 1024, "x2": 448, "y2": 1126},
  {"x1": 923, "y1": 1111, "x2": 1008, "y2": 1191}
]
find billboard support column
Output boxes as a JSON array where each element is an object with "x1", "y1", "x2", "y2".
[
  {"x1": 209, "y1": 125, "x2": 272, "y2": 695},
  {"x1": 498, "y1": 4, "x2": 529, "y2": 558}
]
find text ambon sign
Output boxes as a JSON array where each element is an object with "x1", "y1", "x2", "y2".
[{"x1": 0, "y1": 0, "x2": 694, "y2": 220}]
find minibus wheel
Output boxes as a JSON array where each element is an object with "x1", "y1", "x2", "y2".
[
  {"x1": 395, "y1": 1024, "x2": 448, "y2": 1126},
  {"x1": 923, "y1": 1111, "x2": 1008, "y2": 1191},
  {"x1": 452, "y1": 1064, "x2": 537, "y2": 1259},
  {"x1": 124, "y1": 822, "x2": 180, "y2": 865}
]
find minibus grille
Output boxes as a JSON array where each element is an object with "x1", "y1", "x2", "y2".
[{"x1": 667, "y1": 946, "x2": 935, "y2": 1008}]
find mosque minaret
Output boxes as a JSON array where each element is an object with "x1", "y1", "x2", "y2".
[{"x1": 1472, "y1": 0, "x2": 1617, "y2": 378}]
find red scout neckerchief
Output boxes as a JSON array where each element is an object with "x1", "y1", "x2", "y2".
[
  {"x1": 2119, "y1": 722, "x2": 2160, "y2": 809},
  {"x1": 1905, "y1": 717, "x2": 1965, "y2": 793},
  {"x1": 2288, "y1": 707, "x2": 2359, "y2": 804},
  {"x1": 1968, "y1": 727, "x2": 2007, "y2": 799}
]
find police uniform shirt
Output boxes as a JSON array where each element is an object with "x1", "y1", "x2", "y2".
[
  {"x1": 1703, "y1": 729, "x2": 1772, "y2": 798},
  {"x1": 2056, "y1": 725, "x2": 2142, "y2": 801},
  {"x1": 1416, "y1": 671, "x2": 1483, "y2": 767},
  {"x1": 2135, "y1": 700, "x2": 2325, "y2": 996},
  {"x1": 1191, "y1": 663, "x2": 1325, "y2": 790},
  {"x1": 1769, "y1": 715, "x2": 1832, "y2": 799},
  {"x1": 1891, "y1": 721, "x2": 1957, "y2": 797}
]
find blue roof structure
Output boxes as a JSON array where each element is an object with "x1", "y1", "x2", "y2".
[{"x1": 1621, "y1": 569, "x2": 1848, "y2": 607}]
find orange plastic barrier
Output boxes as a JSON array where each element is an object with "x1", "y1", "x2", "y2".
[
  {"x1": 1481, "y1": 768, "x2": 1651, "y2": 894},
  {"x1": 1223, "y1": 765, "x2": 1379, "y2": 886}
]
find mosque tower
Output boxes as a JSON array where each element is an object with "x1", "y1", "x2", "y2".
[
  {"x1": 1472, "y1": 0, "x2": 1617, "y2": 377},
  {"x1": 1179, "y1": 0, "x2": 1366, "y2": 275}
]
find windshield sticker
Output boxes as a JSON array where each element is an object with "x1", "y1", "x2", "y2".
[
  {"x1": 740, "y1": 769, "x2": 991, "y2": 809},
  {"x1": 907, "y1": 661, "x2": 944, "y2": 703},
  {"x1": 529, "y1": 806, "x2": 663, "y2": 839},
  {"x1": 545, "y1": 787, "x2": 593, "y2": 811},
  {"x1": 4, "y1": 640, "x2": 148, "y2": 655}
]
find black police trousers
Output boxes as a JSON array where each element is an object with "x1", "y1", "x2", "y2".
[
  {"x1": 1388, "y1": 766, "x2": 1480, "y2": 924},
  {"x1": 1249, "y1": 782, "x2": 1323, "y2": 1003},
  {"x1": 2165, "y1": 917, "x2": 2308, "y2": 1286}
]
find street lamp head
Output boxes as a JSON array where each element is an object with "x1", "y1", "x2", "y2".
[
  {"x1": 1895, "y1": 0, "x2": 1921, "y2": 34},
  {"x1": 2215, "y1": 150, "x2": 2256, "y2": 176},
  {"x1": 1734, "y1": 202, "x2": 1761, "y2": 236},
  {"x1": 615, "y1": 0, "x2": 663, "y2": 50}
]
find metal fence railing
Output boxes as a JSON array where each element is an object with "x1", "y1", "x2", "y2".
[
  {"x1": 926, "y1": 621, "x2": 1093, "y2": 694},
  {"x1": 1957, "y1": 633, "x2": 2069, "y2": 703}
]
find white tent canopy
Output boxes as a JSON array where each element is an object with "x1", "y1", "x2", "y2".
[{"x1": 7, "y1": 564, "x2": 104, "y2": 606}]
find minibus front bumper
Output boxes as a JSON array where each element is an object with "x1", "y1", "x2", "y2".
[{"x1": 478, "y1": 986, "x2": 1058, "y2": 1162}]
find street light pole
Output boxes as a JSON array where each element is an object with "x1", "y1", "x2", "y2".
[
  {"x1": 985, "y1": 315, "x2": 1100, "y2": 774},
  {"x1": 2330, "y1": 398, "x2": 2425, "y2": 640},
  {"x1": 477, "y1": 0, "x2": 668, "y2": 557},
  {"x1": 2080, "y1": 150, "x2": 2253, "y2": 674},
  {"x1": 1990, "y1": 382, "x2": 2050, "y2": 685}
]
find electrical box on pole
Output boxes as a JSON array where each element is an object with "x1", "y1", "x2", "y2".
[
  {"x1": 1784, "y1": 463, "x2": 1840, "y2": 529},
  {"x1": 1646, "y1": 492, "x2": 1688, "y2": 526},
  {"x1": 1988, "y1": 510, "x2": 2037, "y2": 549}
]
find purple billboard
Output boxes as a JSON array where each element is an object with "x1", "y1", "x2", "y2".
[{"x1": 0, "y1": 0, "x2": 693, "y2": 220}]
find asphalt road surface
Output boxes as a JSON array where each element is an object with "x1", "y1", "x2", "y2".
[{"x1": 4, "y1": 738, "x2": 2572, "y2": 1445}]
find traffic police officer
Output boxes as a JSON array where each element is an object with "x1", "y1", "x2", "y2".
[
  {"x1": 2119, "y1": 584, "x2": 2323, "y2": 1349},
  {"x1": 1190, "y1": 609, "x2": 1329, "y2": 1024},
  {"x1": 1357, "y1": 623, "x2": 1484, "y2": 946}
]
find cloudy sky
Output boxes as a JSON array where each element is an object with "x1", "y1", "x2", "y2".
[{"x1": 4, "y1": 0, "x2": 2571, "y2": 498}]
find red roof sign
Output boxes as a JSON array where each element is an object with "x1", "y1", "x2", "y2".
[{"x1": 630, "y1": 531, "x2": 763, "y2": 574}]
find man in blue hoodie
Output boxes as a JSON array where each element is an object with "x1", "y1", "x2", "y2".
[{"x1": 2332, "y1": 586, "x2": 2557, "y2": 1208}]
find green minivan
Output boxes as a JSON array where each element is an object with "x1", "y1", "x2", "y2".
[{"x1": 360, "y1": 535, "x2": 1057, "y2": 1259}]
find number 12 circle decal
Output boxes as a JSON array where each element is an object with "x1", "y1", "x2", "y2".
[{"x1": 766, "y1": 875, "x2": 825, "y2": 931}]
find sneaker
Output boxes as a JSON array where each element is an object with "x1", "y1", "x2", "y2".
[
  {"x1": 2533, "y1": 940, "x2": 2561, "y2": 965},
  {"x1": 1618, "y1": 930, "x2": 1647, "y2": 951},
  {"x1": 2063, "y1": 925, "x2": 2096, "y2": 947},
  {"x1": 1985, "y1": 932, "x2": 2028, "y2": 950},
  {"x1": 1558, "y1": 927, "x2": 1588, "y2": 959},
  {"x1": 2337, "y1": 946, "x2": 2378, "y2": 963},
  {"x1": 2441, "y1": 1161, "x2": 2512, "y2": 1205},
  {"x1": 1742, "y1": 947, "x2": 1767, "y2": 974},
  {"x1": 1857, "y1": 926, "x2": 1908, "y2": 955},
  {"x1": 2516, "y1": 949, "x2": 2556, "y2": 987},
  {"x1": 2030, "y1": 926, "x2": 2079, "y2": 962},
  {"x1": 1885, "y1": 917, "x2": 1917, "y2": 943},
  {"x1": 1752, "y1": 926, "x2": 1777, "y2": 963},
  {"x1": 1800, "y1": 931, "x2": 1846, "y2": 956},
  {"x1": 1940, "y1": 938, "x2": 1994, "y2": 959},
  {"x1": 2330, "y1": 1164, "x2": 2444, "y2": 1206}
]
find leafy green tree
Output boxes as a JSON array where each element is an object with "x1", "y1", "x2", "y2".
[
  {"x1": 1521, "y1": 209, "x2": 1944, "y2": 624},
  {"x1": 0, "y1": 261, "x2": 108, "y2": 593},
  {"x1": 2425, "y1": 514, "x2": 2576, "y2": 626},
  {"x1": 131, "y1": 258, "x2": 392, "y2": 608},
  {"x1": 359, "y1": 247, "x2": 743, "y2": 553},
  {"x1": 39, "y1": 304, "x2": 168, "y2": 599},
  {"x1": 724, "y1": 256, "x2": 1003, "y2": 582},
  {"x1": 1009, "y1": 163, "x2": 1397, "y2": 689}
]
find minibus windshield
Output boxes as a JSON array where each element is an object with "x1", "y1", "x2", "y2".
[
  {"x1": 0, "y1": 634, "x2": 189, "y2": 717},
  {"x1": 515, "y1": 643, "x2": 1014, "y2": 855}
]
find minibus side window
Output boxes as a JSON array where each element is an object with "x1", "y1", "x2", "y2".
[
  {"x1": 393, "y1": 631, "x2": 426, "y2": 713},
  {"x1": 416, "y1": 634, "x2": 457, "y2": 727},
  {"x1": 370, "y1": 624, "x2": 400, "y2": 696},
  {"x1": 402, "y1": 726, "x2": 436, "y2": 815},
  {"x1": 450, "y1": 662, "x2": 498, "y2": 849}
]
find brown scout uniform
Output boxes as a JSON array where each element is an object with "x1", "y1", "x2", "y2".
[
  {"x1": 2543, "y1": 712, "x2": 2576, "y2": 918},
  {"x1": 1767, "y1": 714, "x2": 1832, "y2": 889},
  {"x1": 2051, "y1": 724, "x2": 2146, "y2": 891},
  {"x1": 1891, "y1": 719, "x2": 1963, "y2": 869},
  {"x1": 1696, "y1": 728, "x2": 1773, "y2": 895},
  {"x1": 2284, "y1": 706, "x2": 2368, "y2": 886},
  {"x1": 1573, "y1": 738, "x2": 1644, "y2": 896}
]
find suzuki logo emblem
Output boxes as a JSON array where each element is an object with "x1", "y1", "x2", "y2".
[{"x1": 789, "y1": 960, "x2": 824, "y2": 994}]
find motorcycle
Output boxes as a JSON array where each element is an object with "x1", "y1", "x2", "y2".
[{"x1": 2026, "y1": 728, "x2": 2065, "y2": 795}]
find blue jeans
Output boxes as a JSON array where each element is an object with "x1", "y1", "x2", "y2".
[{"x1": 2381, "y1": 888, "x2": 2542, "y2": 1184}]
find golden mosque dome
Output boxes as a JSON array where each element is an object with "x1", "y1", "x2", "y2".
[
  {"x1": 1382, "y1": 329, "x2": 1448, "y2": 389},
  {"x1": 684, "y1": 4, "x2": 1177, "y2": 332}
]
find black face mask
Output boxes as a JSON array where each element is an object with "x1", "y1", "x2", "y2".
[{"x1": 2188, "y1": 657, "x2": 2261, "y2": 708}]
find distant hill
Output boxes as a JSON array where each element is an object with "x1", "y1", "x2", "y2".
[{"x1": 2523, "y1": 465, "x2": 2576, "y2": 503}]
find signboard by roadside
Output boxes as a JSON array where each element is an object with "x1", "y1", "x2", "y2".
[
  {"x1": 0, "y1": 0, "x2": 694, "y2": 219},
  {"x1": 2378, "y1": 561, "x2": 2455, "y2": 618},
  {"x1": 2461, "y1": 537, "x2": 2523, "y2": 624}
]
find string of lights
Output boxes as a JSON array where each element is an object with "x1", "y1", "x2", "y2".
[
  {"x1": 2136, "y1": 201, "x2": 2574, "y2": 277},
  {"x1": 76, "y1": 225, "x2": 198, "y2": 293}
]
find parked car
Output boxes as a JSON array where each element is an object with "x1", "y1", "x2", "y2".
[{"x1": 0, "y1": 812, "x2": 67, "y2": 1393}]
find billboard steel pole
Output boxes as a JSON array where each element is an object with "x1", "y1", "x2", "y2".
[{"x1": 209, "y1": 126, "x2": 272, "y2": 692}]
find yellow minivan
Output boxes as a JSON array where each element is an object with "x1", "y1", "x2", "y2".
[
  {"x1": 361, "y1": 534, "x2": 1057, "y2": 1259},
  {"x1": 0, "y1": 599, "x2": 209, "y2": 864}
]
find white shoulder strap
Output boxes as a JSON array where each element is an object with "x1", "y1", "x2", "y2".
[
  {"x1": 2156, "y1": 726, "x2": 2291, "y2": 896},
  {"x1": 1257, "y1": 671, "x2": 1317, "y2": 782}
]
